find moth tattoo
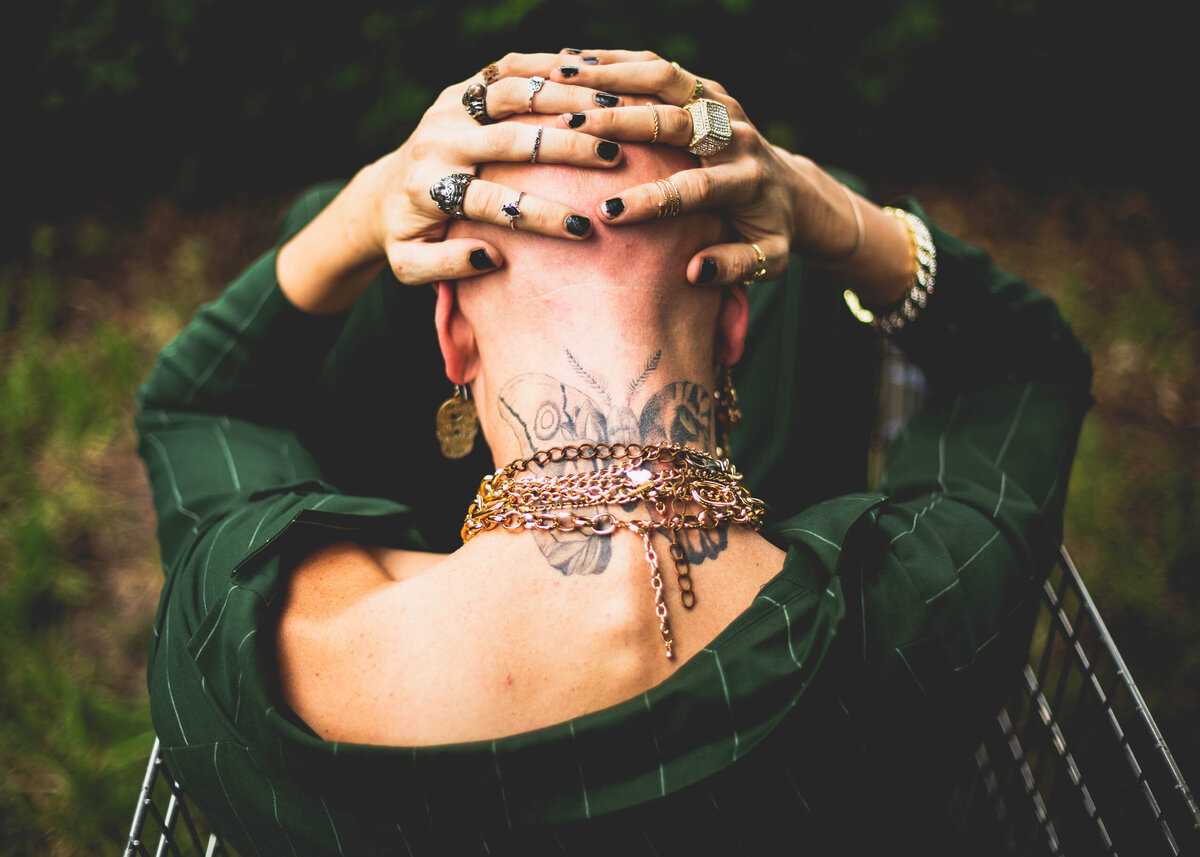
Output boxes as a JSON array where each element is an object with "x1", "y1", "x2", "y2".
[{"x1": 497, "y1": 349, "x2": 729, "y2": 576}]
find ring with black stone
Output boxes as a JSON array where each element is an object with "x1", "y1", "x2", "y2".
[{"x1": 502, "y1": 191, "x2": 526, "y2": 230}]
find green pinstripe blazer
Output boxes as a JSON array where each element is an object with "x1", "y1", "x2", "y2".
[{"x1": 135, "y1": 186, "x2": 1091, "y2": 856}]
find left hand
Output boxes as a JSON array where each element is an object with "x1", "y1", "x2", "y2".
[{"x1": 544, "y1": 50, "x2": 869, "y2": 289}]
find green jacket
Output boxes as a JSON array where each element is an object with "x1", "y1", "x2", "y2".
[{"x1": 136, "y1": 185, "x2": 1091, "y2": 855}]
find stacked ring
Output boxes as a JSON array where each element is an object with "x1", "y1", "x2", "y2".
[
  {"x1": 463, "y1": 83, "x2": 492, "y2": 125},
  {"x1": 685, "y1": 98, "x2": 732, "y2": 157},
  {"x1": 430, "y1": 173, "x2": 477, "y2": 220},
  {"x1": 655, "y1": 178, "x2": 681, "y2": 219},
  {"x1": 528, "y1": 76, "x2": 545, "y2": 112},
  {"x1": 646, "y1": 104, "x2": 660, "y2": 143},
  {"x1": 744, "y1": 243, "x2": 768, "y2": 285}
]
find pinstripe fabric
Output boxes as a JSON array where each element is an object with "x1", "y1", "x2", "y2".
[{"x1": 136, "y1": 187, "x2": 1091, "y2": 855}]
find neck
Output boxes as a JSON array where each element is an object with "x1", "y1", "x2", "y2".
[{"x1": 473, "y1": 342, "x2": 720, "y2": 470}]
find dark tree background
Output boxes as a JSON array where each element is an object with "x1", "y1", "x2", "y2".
[{"x1": 6, "y1": 0, "x2": 1193, "y2": 250}]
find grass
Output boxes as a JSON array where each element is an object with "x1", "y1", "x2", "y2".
[{"x1": 0, "y1": 177, "x2": 1196, "y2": 854}]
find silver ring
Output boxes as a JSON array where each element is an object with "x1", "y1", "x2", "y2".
[
  {"x1": 462, "y1": 83, "x2": 492, "y2": 125},
  {"x1": 429, "y1": 173, "x2": 476, "y2": 220},
  {"x1": 527, "y1": 76, "x2": 545, "y2": 112},
  {"x1": 684, "y1": 98, "x2": 732, "y2": 157},
  {"x1": 530, "y1": 126, "x2": 543, "y2": 163},
  {"x1": 502, "y1": 191, "x2": 526, "y2": 230}
]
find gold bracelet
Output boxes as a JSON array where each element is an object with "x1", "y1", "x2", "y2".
[{"x1": 842, "y1": 208, "x2": 936, "y2": 334}]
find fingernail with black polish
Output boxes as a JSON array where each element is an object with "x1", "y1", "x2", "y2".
[
  {"x1": 582, "y1": 56, "x2": 600, "y2": 64},
  {"x1": 699, "y1": 257, "x2": 718, "y2": 283},
  {"x1": 596, "y1": 141, "x2": 619, "y2": 162},
  {"x1": 567, "y1": 112, "x2": 587, "y2": 128},
  {"x1": 564, "y1": 48, "x2": 582, "y2": 55},
  {"x1": 602, "y1": 197, "x2": 625, "y2": 219},
  {"x1": 594, "y1": 92, "x2": 619, "y2": 108},
  {"x1": 469, "y1": 249, "x2": 495, "y2": 270},
  {"x1": 559, "y1": 66, "x2": 580, "y2": 78},
  {"x1": 565, "y1": 215, "x2": 591, "y2": 237}
]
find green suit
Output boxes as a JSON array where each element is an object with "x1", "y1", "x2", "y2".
[{"x1": 136, "y1": 184, "x2": 1091, "y2": 855}]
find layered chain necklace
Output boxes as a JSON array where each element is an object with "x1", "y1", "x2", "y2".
[{"x1": 462, "y1": 442, "x2": 768, "y2": 658}]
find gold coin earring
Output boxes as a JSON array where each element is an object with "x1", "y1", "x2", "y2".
[
  {"x1": 436, "y1": 384, "x2": 479, "y2": 459},
  {"x1": 712, "y1": 365, "x2": 742, "y2": 459}
]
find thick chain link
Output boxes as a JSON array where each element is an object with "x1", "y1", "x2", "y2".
[{"x1": 461, "y1": 443, "x2": 767, "y2": 658}]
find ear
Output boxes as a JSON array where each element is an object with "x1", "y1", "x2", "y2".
[
  {"x1": 434, "y1": 281, "x2": 480, "y2": 385},
  {"x1": 715, "y1": 284, "x2": 749, "y2": 367}
]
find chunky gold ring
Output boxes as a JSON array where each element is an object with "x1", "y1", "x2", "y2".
[
  {"x1": 655, "y1": 178, "x2": 682, "y2": 219},
  {"x1": 744, "y1": 243, "x2": 768, "y2": 285},
  {"x1": 646, "y1": 103, "x2": 660, "y2": 143},
  {"x1": 481, "y1": 62, "x2": 500, "y2": 84},
  {"x1": 685, "y1": 99, "x2": 732, "y2": 157}
]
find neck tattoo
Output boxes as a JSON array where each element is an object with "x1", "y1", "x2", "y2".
[{"x1": 462, "y1": 442, "x2": 767, "y2": 658}]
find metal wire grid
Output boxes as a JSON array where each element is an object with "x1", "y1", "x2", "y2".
[
  {"x1": 951, "y1": 547, "x2": 1200, "y2": 855},
  {"x1": 123, "y1": 739, "x2": 228, "y2": 857}
]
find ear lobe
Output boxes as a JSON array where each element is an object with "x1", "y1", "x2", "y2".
[
  {"x1": 715, "y1": 284, "x2": 749, "y2": 367},
  {"x1": 434, "y1": 281, "x2": 479, "y2": 384}
]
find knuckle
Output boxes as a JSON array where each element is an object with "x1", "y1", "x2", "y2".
[
  {"x1": 652, "y1": 59, "x2": 675, "y2": 88},
  {"x1": 687, "y1": 169, "x2": 714, "y2": 201},
  {"x1": 482, "y1": 124, "x2": 519, "y2": 158},
  {"x1": 665, "y1": 107, "x2": 692, "y2": 139}
]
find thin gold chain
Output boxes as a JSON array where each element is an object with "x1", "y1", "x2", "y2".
[{"x1": 461, "y1": 443, "x2": 767, "y2": 657}]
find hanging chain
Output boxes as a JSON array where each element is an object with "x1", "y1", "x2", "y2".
[{"x1": 461, "y1": 442, "x2": 767, "y2": 658}]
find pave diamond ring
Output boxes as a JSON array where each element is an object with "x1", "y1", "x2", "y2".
[{"x1": 684, "y1": 98, "x2": 732, "y2": 157}]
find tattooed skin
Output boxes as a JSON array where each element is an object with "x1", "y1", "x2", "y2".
[{"x1": 496, "y1": 349, "x2": 729, "y2": 575}]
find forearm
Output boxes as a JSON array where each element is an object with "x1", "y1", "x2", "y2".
[
  {"x1": 277, "y1": 161, "x2": 389, "y2": 315},
  {"x1": 779, "y1": 149, "x2": 914, "y2": 305}
]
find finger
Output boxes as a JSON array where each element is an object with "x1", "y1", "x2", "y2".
[
  {"x1": 557, "y1": 104, "x2": 692, "y2": 146},
  {"x1": 557, "y1": 48, "x2": 661, "y2": 63},
  {"x1": 386, "y1": 238, "x2": 505, "y2": 286},
  {"x1": 596, "y1": 164, "x2": 753, "y2": 224},
  {"x1": 460, "y1": 179, "x2": 594, "y2": 239},
  {"x1": 478, "y1": 51, "x2": 569, "y2": 80},
  {"x1": 464, "y1": 123, "x2": 623, "y2": 167},
  {"x1": 483, "y1": 77, "x2": 626, "y2": 119},
  {"x1": 550, "y1": 59, "x2": 710, "y2": 106},
  {"x1": 686, "y1": 240, "x2": 788, "y2": 288}
]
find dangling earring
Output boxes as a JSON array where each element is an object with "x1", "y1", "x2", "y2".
[
  {"x1": 436, "y1": 384, "x2": 479, "y2": 459},
  {"x1": 712, "y1": 365, "x2": 742, "y2": 460}
]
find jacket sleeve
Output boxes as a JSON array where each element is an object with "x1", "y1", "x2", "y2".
[{"x1": 135, "y1": 187, "x2": 416, "y2": 623}]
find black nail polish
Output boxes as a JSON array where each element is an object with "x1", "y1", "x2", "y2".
[
  {"x1": 699, "y1": 257, "x2": 718, "y2": 283},
  {"x1": 602, "y1": 197, "x2": 625, "y2": 219},
  {"x1": 469, "y1": 249, "x2": 495, "y2": 270},
  {"x1": 565, "y1": 215, "x2": 591, "y2": 237},
  {"x1": 559, "y1": 66, "x2": 580, "y2": 78},
  {"x1": 564, "y1": 48, "x2": 582, "y2": 55},
  {"x1": 567, "y1": 112, "x2": 586, "y2": 128},
  {"x1": 582, "y1": 56, "x2": 600, "y2": 64},
  {"x1": 596, "y1": 141, "x2": 619, "y2": 162},
  {"x1": 594, "y1": 92, "x2": 619, "y2": 108}
]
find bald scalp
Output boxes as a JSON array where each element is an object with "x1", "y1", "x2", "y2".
[{"x1": 447, "y1": 112, "x2": 728, "y2": 344}]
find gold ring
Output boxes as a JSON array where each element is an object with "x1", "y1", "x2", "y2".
[
  {"x1": 646, "y1": 104, "x2": 660, "y2": 143},
  {"x1": 481, "y1": 62, "x2": 500, "y2": 84},
  {"x1": 684, "y1": 98, "x2": 732, "y2": 157},
  {"x1": 655, "y1": 178, "x2": 681, "y2": 219},
  {"x1": 744, "y1": 243, "x2": 767, "y2": 285}
]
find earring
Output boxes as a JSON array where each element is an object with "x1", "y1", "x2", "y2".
[
  {"x1": 712, "y1": 366, "x2": 742, "y2": 460},
  {"x1": 436, "y1": 385, "x2": 479, "y2": 459}
]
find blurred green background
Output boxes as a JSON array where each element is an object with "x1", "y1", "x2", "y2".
[{"x1": 2, "y1": 1, "x2": 1196, "y2": 853}]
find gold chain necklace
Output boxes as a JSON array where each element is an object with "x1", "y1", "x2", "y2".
[{"x1": 462, "y1": 442, "x2": 768, "y2": 658}]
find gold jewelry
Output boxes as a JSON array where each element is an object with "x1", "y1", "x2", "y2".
[
  {"x1": 672, "y1": 62, "x2": 704, "y2": 105},
  {"x1": 436, "y1": 385, "x2": 479, "y2": 459},
  {"x1": 712, "y1": 366, "x2": 742, "y2": 459},
  {"x1": 843, "y1": 208, "x2": 937, "y2": 334},
  {"x1": 744, "y1": 243, "x2": 767, "y2": 285},
  {"x1": 481, "y1": 62, "x2": 500, "y2": 84},
  {"x1": 655, "y1": 178, "x2": 682, "y2": 219},
  {"x1": 462, "y1": 442, "x2": 767, "y2": 658},
  {"x1": 684, "y1": 98, "x2": 732, "y2": 157},
  {"x1": 646, "y1": 103, "x2": 660, "y2": 143}
]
